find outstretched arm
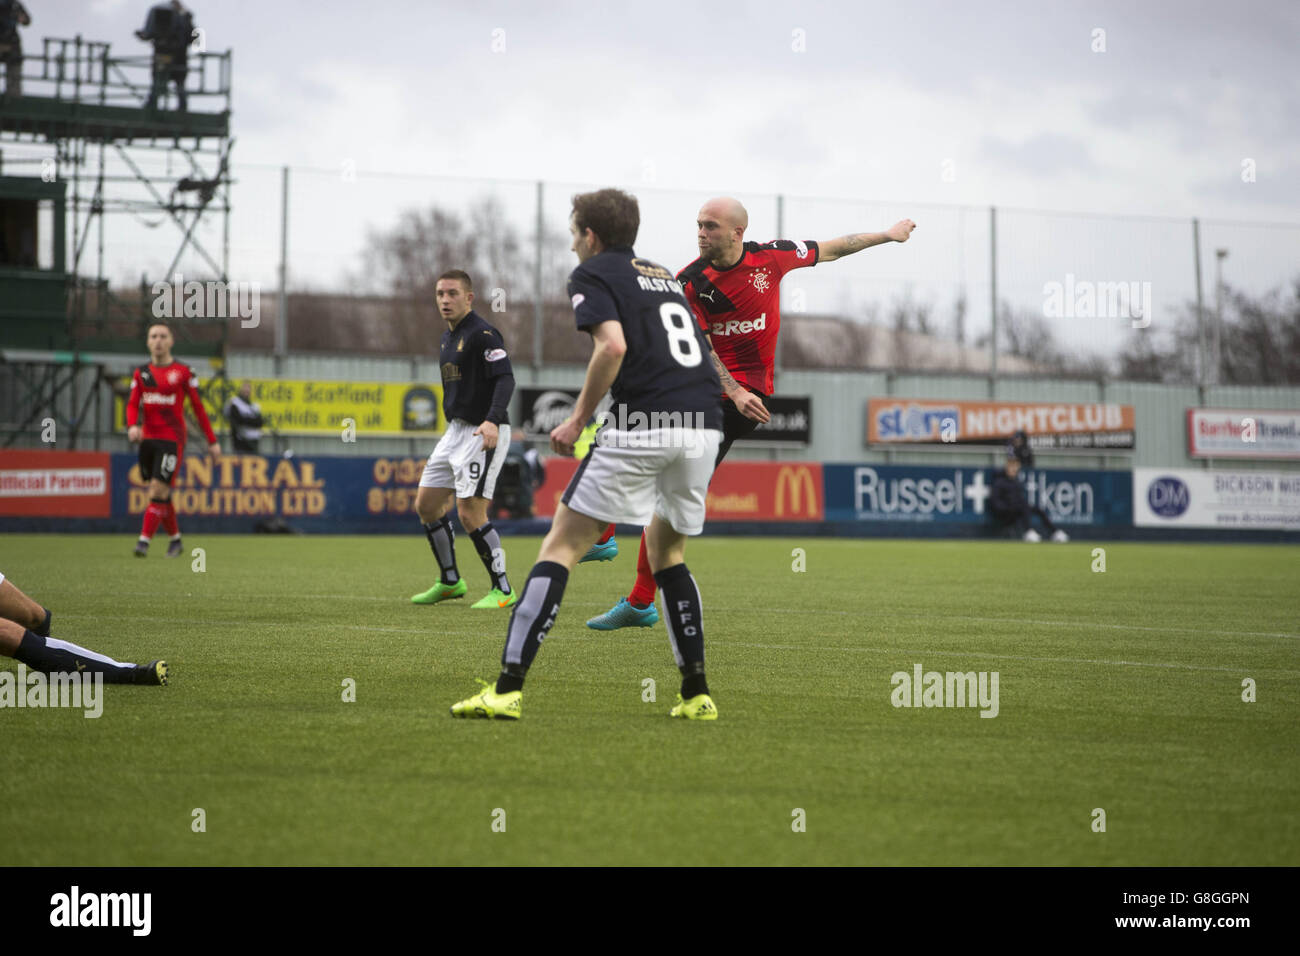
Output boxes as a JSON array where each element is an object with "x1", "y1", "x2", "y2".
[{"x1": 818, "y1": 219, "x2": 916, "y2": 263}]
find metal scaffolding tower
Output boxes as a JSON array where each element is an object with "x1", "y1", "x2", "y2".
[{"x1": 1, "y1": 33, "x2": 233, "y2": 448}]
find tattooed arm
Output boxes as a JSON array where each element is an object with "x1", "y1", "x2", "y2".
[
  {"x1": 707, "y1": 335, "x2": 769, "y2": 424},
  {"x1": 818, "y1": 219, "x2": 917, "y2": 263}
]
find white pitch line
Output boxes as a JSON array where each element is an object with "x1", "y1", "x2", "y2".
[
  {"x1": 703, "y1": 641, "x2": 1300, "y2": 676},
  {"x1": 50, "y1": 612, "x2": 1300, "y2": 676},
  {"x1": 88, "y1": 592, "x2": 1300, "y2": 640}
]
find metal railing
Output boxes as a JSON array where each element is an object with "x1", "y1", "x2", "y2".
[{"x1": 7, "y1": 35, "x2": 232, "y2": 112}]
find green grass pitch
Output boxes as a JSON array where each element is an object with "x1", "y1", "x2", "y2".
[{"x1": 2, "y1": 533, "x2": 1297, "y2": 866}]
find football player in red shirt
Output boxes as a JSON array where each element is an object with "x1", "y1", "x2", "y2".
[
  {"x1": 126, "y1": 322, "x2": 221, "y2": 557},
  {"x1": 584, "y1": 196, "x2": 916, "y2": 629}
]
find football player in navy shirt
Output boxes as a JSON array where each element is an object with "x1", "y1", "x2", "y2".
[
  {"x1": 451, "y1": 189, "x2": 726, "y2": 721},
  {"x1": 411, "y1": 270, "x2": 518, "y2": 610}
]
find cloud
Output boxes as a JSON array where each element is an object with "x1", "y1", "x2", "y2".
[{"x1": 979, "y1": 132, "x2": 1098, "y2": 176}]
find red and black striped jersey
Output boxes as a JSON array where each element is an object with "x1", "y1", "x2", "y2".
[
  {"x1": 126, "y1": 361, "x2": 217, "y2": 449},
  {"x1": 676, "y1": 240, "x2": 819, "y2": 395}
]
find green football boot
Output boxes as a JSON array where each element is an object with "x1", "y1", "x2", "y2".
[
  {"x1": 450, "y1": 678, "x2": 522, "y2": 720},
  {"x1": 471, "y1": 587, "x2": 517, "y2": 609},
  {"x1": 411, "y1": 579, "x2": 468, "y2": 605},
  {"x1": 669, "y1": 692, "x2": 718, "y2": 721}
]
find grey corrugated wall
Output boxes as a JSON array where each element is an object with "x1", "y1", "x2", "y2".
[{"x1": 216, "y1": 354, "x2": 1299, "y2": 470}]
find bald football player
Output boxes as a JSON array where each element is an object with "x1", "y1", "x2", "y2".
[{"x1": 582, "y1": 196, "x2": 915, "y2": 629}]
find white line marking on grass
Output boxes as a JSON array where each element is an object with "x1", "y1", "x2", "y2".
[
  {"x1": 95, "y1": 593, "x2": 1300, "y2": 640},
  {"x1": 56, "y1": 614, "x2": 487, "y2": 639},
  {"x1": 700, "y1": 606, "x2": 1300, "y2": 641},
  {"x1": 704, "y1": 641, "x2": 1300, "y2": 676},
  {"x1": 932, "y1": 614, "x2": 1300, "y2": 641},
  {"x1": 64, "y1": 604, "x2": 1299, "y2": 675}
]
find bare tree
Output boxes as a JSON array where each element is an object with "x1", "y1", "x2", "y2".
[
  {"x1": 344, "y1": 196, "x2": 588, "y2": 360},
  {"x1": 1119, "y1": 277, "x2": 1300, "y2": 384},
  {"x1": 358, "y1": 196, "x2": 529, "y2": 301}
]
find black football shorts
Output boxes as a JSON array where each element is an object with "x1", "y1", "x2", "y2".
[
  {"x1": 716, "y1": 390, "x2": 769, "y2": 466},
  {"x1": 138, "y1": 438, "x2": 180, "y2": 485}
]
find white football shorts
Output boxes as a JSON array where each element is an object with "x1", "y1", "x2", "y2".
[
  {"x1": 419, "y1": 419, "x2": 512, "y2": 500},
  {"x1": 561, "y1": 426, "x2": 722, "y2": 535}
]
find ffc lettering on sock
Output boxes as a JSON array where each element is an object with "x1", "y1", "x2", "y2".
[
  {"x1": 500, "y1": 561, "x2": 570, "y2": 674},
  {"x1": 653, "y1": 563, "x2": 705, "y2": 677}
]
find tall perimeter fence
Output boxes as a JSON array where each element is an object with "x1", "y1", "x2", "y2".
[
  {"x1": 25, "y1": 150, "x2": 1295, "y2": 384},
  {"x1": 233, "y1": 166, "x2": 1300, "y2": 384}
]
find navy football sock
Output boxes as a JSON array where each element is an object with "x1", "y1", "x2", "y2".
[
  {"x1": 654, "y1": 563, "x2": 710, "y2": 699},
  {"x1": 469, "y1": 522, "x2": 510, "y2": 594},
  {"x1": 14, "y1": 631, "x2": 139, "y2": 683},
  {"x1": 496, "y1": 560, "x2": 569, "y2": 691},
  {"x1": 422, "y1": 517, "x2": 459, "y2": 585}
]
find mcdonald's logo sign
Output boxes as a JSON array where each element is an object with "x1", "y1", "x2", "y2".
[{"x1": 774, "y1": 466, "x2": 821, "y2": 518}]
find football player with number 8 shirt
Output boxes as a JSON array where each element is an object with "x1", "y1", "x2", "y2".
[
  {"x1": 449, "y1": 188, "x2": 726, "y2": 720},
  {"x1": 583, "y1": 196, "x2": 916, "y2": 630}
]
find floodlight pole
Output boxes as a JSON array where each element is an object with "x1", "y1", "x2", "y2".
[
  {"x1": 774, "y1": 193, "x2": 784, "y2": 374},
  {"x1": 275, "y1": 164, "x2": 289, "y2": 369},
  {"x1": 989, "y1": 206, "x2": 998, "y2": 388},
  {"x1": 533, "y1": 180, "x2": 543, "y2": 375},
  {"x1": 1192, "y1": 218, "x2": 1205, "y2": 388},
  {"x1": 1214, "y1": 248, "x2": 1228, "y2": 385}
]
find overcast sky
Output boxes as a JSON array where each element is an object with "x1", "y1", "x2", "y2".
[{"x1": 18, "y1": 0, "x2": 1300, "y2": 353}]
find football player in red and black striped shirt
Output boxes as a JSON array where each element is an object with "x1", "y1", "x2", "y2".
[
  {"x1": 585, "y1": 196, "x2": 916, "y2": 630},
  {"x1": 126, "y1": 322, "x2": 221, "y2": 557}
]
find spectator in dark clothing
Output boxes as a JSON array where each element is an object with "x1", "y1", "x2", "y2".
[
  {"x1": 224, "y1": 382, "x2": 263, "y2": 454},
  {"x1": 137, "y1": 1, "x2": 195, "y2": 111},
  {"x1": 489, "y1": 441, "x2": 546, "y2": 519},
  {"x1": 1006, "y1": 429, "x2": 1035, "y2": 469},
  {"x1": 989, "y1": 457, "x2": 1068, "y2": 542},
  {"x1": 0, "y1": 0, "x2": 30, "y2": 98}
]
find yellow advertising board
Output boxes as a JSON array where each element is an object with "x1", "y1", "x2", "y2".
[{"x1": 114, "y1": 377, "x2": 445, "y2": 438}]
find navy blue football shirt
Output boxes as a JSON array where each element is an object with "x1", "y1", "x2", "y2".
[
  {"x1": 439, "y1": 311, "x2": 514, "y2": 425},
  {"x1": 567, "y1": 247, "x2": 723, "y2": 431}
]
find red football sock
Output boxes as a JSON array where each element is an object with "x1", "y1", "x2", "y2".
[
  {"x1": 140, "y1": 502, "x2": 163, "y2": 540},
  {"x1": 627, "y1": 530, "x2": 657, "y2": 608},
  {"x1": 597, "y1": 523, "x2": 616, "y2": 545},
  {"x1": 161, "y1": 500, "x2": 180, "y2": 537}
]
